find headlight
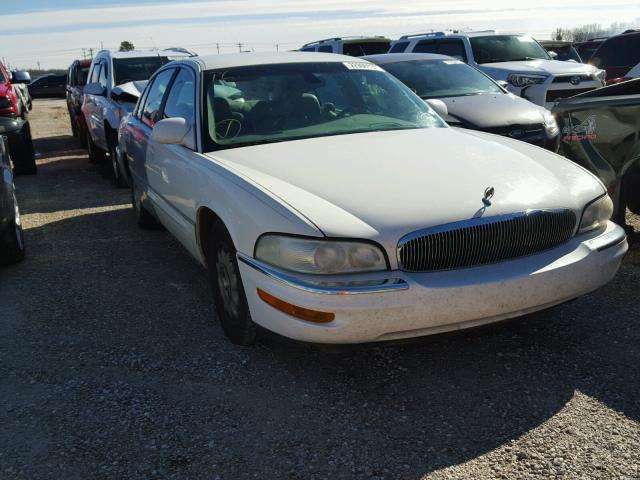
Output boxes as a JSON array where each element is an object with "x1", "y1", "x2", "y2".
[
  {"x1": 542, "y1": 110, "x2": 559, "y2": 136},
  {"x1": 0, "y1": 96, "x2": 13, "y2": 109},
  {"x1": 595, "y1": 69, "x2": 607, "y2": 84},
  {"x1": 507, "y1": 74, "x2": 548, "y2": 87},
  {"x1": 579, "y1": 195, "x2": 613, "y2": 234},
  {"x1": 255, "y1": 235, "x2": 387, "y2": 275}
]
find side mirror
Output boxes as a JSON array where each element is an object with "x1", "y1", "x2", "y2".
[
  {"x1": 151, "y1": 117, "x2": 190, "y2": 145},
  {"x1": 12, "y1": 71, "x2": 32, "y2": 84},
  {"x1": 425, "y1": 99, "x2": 448, "y2": 119},
  {"x1": 548, "y1": 51, "x2": 558, "y2": 60},
  {"x1": 497, "y1": 80, "x2": 510, "y2": 89},
  {"x1": 84, "y1": 82, "x2": 106, "y2": 96}
]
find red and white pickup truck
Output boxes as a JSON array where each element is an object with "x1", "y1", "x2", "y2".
[{"x1": 0, "y1": 62, "x2": 29, "y2": 119}]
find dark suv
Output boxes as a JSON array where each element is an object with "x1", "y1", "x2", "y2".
[
  {"x1": 28, "y1": 74, "x2": 67, "y2": 98},
  {"x1": 66, "y1": 59, "x2": 91, "y2": 145},
  {"x1": 590, "y1": 31, "x2": 640, "y2": 83}
]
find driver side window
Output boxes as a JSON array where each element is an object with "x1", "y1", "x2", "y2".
[
  {"x1": 141, "y1": 68, "x2": 175, "y2": 128},
  {"x1": 162, "y1": 68, "x2": 196, "y2": 149}
]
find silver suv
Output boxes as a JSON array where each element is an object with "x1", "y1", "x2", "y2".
[
  {"x1": 299, "y1": 37, "x2": 390, "y2": 56},
  {"x1": 389, "y1": 31, "x2": 606, "y2": 108},
  {"x1": 82, "y1": 48, "x2": 194, "y2": 186}
]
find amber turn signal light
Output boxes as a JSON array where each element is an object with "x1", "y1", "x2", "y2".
[{"x1": 257, "y1": 289, "x2": 335, "y2": 323}]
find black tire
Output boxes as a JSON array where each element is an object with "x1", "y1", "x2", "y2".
[
  {"x1": 87, "y1": 134, "x2": 107, "y2": 163},
  {"x1": 70, "y1": 113, "x2": 78, "y2": 138},
  {"x1": 0, "y1": 193, "x2": 25, "y2": 265},
  {"x1": 11, "y1": 122, "x2": 37, "y2": 175},
  {"x1": 109, "y1": 143, "x2": 128, "y2": 188},
  {"x1": 206, "y1": 223, "x2": 257, "y2": 345},
  {"x1": 131, "y1": 176, "x2": 161, "y2": 229},
  {"x1": 624, "y1": 173, "x2": 640, "y2": 215}
]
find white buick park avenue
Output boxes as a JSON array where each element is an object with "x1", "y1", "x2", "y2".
[{"x1": 118, "y1": 52, "x2": 628, "y2": 345}]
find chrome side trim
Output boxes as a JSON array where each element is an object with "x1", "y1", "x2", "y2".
[{"x1": 237, "y1": 253, "x2": 409, "y2": 295}]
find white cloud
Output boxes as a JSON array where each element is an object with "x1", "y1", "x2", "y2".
[{"x1": 1, "y1": 0, "x2": 637, "y2": 68}]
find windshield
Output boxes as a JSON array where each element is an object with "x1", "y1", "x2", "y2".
[
  {"x1": 471, "y1": 35, "x2": 550, "y2": 64},
  {"x1": 113, "y1": 56, "x2": 171, "y2": 85},
  {"x1": 382, "y1": 59, "x2": 503, "y2": 98},
  {"x1": 203, "y1": 62, "x2": 444, "y2": 151}
]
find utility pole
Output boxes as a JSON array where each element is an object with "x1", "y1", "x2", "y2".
[
  {"x1": 216, "y1": 43, "x2": 220, "y2": 54},
  {"x1": 88, "y1": 48, "x2": 94, "y2": 59},
  {"x1": 275, "y1": 44, "x2": 279, "y2": 52},
  {"x1": 100, "y1": 40, "x2": 104, "y2": 50},
  {"x1": 237, "y1": 42, "x2": 243, "y2": 53},
  {"x1": 82, "y1": 48, "x2": 86, "y2": 59},
  {"x1": 37, "y1": 61, "x2": 41, "y2": 71}
]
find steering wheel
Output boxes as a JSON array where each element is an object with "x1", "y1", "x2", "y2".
[
  {"x1": 335, "y1": 108, "x2": 353, "y2": 119},
  {"x1": 216, "y1": 118, "x2": 242, "y2": 139}
]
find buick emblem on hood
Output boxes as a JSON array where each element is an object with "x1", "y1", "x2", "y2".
[{"x1": 483, "y1": 187, "x2": 495, "y2": 206}]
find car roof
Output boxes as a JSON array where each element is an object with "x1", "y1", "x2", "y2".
[
  {"x1": 99, "y1": 49, "x2": 194, "y2": 60},
  {"x1": 363, "y1": 53, "x2": 454, "y2": 64},
  {"x1": 193, "y1": 52, "x2": 365, "y2": 70}
]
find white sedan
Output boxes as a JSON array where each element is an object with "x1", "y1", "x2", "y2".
[{"x1": 118, "y1": 52, "x2": 628, "y2": 345}]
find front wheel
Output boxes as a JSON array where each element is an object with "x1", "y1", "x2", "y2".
[
  {"x1": 206, "y1": 224, "x2": 257, "y2": 345},
  {"x1": 11, "y1": 122, "x2": 37, "y2": 175},
  {"x1": 0, "y1": 193, "x2": 25, "y2": 264},
  {"x1": 87, "y1": 134, "x2": 106, "y2": 163},
  {"x1": 109, "y1": 144, "x2": 128, "y2": 188},
  {"x1": 130, "y1": 176, "x2": 161, "y2": 229}
]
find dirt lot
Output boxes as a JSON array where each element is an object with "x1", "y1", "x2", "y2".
[{"x1": 1, "y1": 99, "x2": 639, "y2": 479}]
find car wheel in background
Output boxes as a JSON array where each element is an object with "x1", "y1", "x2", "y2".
[
  {"x1": 206, "y1": 223, "x2": 257, "y2": 346},
  {"x1": 69, "y1": 114, "x2": 78, "y2": 138},
  {"x1": 0, "y1": 193, "x2": 25, "y2": 264},
  {"x1": 11, "y1": 122, "x2": 37, "y2": 175},
  {"x1": 109, "y1": 144, "x2": 128, "y2": 189},
  {"x1": 130, "y1": 176, "x2": 161, "y2": 229},
  {"x1": 87, "y1": 135, "x2": 106, "y2": 163}
]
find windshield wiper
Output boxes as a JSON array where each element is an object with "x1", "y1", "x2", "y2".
[{"x1": 508, "y1": 57, "x2": 543, "y2": 61}]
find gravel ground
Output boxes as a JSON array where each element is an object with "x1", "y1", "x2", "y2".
[{"x1": 1, "y1": 99, "x2": 639, "y2": 480}]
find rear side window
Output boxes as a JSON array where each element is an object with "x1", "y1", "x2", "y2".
[
  {"x1": 389, "y1": 41, "x2": 409, "y2": 53},
  {"x1": 300, "y1": 47, "x2": 316, "y2": 52},
  {"x1": 141, "y1": 69, "x2": 176, "y2": 128},
  {"x1": 342, "y1": 42, "x2": 391, "y2": 56},
  {"x1": 591, "y1": 35, "x2": 640, "y2": 68},
  {"x1": 318, "y1": 45, "x2": 333, "y2": 53},
  {"x1": 413, "y1": 40, "x2": 437, "y2": 54},
  {"x1": 437, "y1": 40, "x2": 467, "y2": 61}
]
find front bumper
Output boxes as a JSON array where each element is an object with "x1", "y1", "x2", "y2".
[
  {"x1": 238, "y1": 222, "x2": 627, "y2": 344},
  {"x1": 508, "y1": 77, "x2": 603, "y2": 109}
]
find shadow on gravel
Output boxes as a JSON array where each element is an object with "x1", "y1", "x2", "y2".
[
  {"x1": 33, "y1": 134, "x2": 80, "y2": 158},
  {"x1": 3, "y1": 200, "x2": 638, "y2": 479}
]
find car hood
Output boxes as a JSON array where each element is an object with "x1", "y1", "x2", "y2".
[
  {"x1": 439, "y1": 93, "x2": 547, "y2": 128},
  {"x1": 206, "y1": 128, "x2": 603, "y2": 251},
  {"x1": 481, "y1": 59, "x2": 597, "y2": 75}
]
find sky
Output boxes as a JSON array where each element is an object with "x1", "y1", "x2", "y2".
[{"x1": 1, "y1": 0, "x2": 638, "y2": 69}]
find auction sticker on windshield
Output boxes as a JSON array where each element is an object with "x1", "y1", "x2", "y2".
[{"x1": 343, "y1": 62, "x2": 384, "y2": 71}]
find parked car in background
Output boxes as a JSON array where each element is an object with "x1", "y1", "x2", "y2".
[
  {"x1": 590, "y1": 31, "x2": 640, "y2": 84},
  {"x1": 574, "y1": 38, "x2": 607, "y2": 62},
  {"x1": 0, "y1": 62, "x2": 30, "y2": 119},
  {"x1": 28, "y1": 74, "x2": 67, "y2": 98},
  {"x1": 538, "y1": 40, "x2": 582, "y2": 63},
  {"x1": 66, "y1": 59, "x2": 91, "y2": 146},
  {"x1": 299, "y1": 36, "x2": 391, "y2": 56},
  {"x1": 119, "y1": 52, "x2": 626, "y2": 345},
  {"x1": 365, "y1": 53, "x2": 560, "y2": 151},
  {"x1": 389, "y1": 31, "x2": 606, "y2": 108},
  {"x1": 0, "y1": 116, "x2": 36, "y2": 175},
  {"x1": 553, "y1": 78, "x2": 640, "y2": 230},
  {"x1": 10, "y1": 71, "x2": 32, "y2": 116},
  {"x1": 0, "y1": 122, "x2": 26, "y2": 264},
  {"x1": 82, "y1": 48, "x2": 194, "y2": 186}
]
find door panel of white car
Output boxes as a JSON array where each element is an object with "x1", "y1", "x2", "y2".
[{"x1": 147, "y1": 68, "x2": 200, "y2": 255}]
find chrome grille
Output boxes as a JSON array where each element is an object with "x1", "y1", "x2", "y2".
[{"x1": 397, "y1": 210, "x2": 577, "y2": 272}]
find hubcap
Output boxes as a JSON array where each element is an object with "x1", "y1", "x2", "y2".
[{"x1": 216, "y1": 249, "x2": 240, "y2": 318}]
